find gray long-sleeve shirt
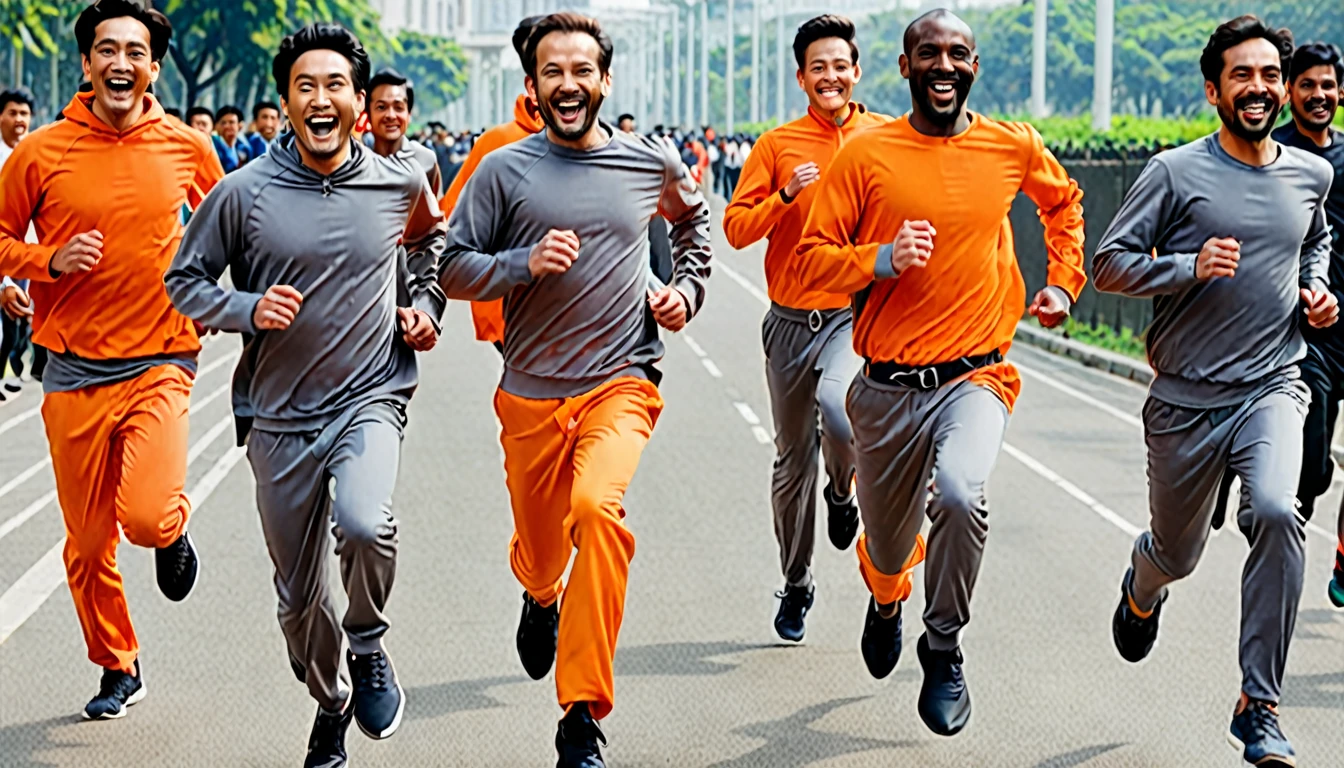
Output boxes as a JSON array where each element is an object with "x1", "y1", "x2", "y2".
[
  {"x1": 165, "y1": 137, "x2": 446, "y2": 443},
  {"x1": 1093, "y1": 133, "x2": 1334, "y2": 408},
  {"x1": 438, "y1": 125, "x2": 712, "y2": 399}
]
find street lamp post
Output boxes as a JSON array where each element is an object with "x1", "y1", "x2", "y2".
[
  {"x1": 751, "y1": 0, "x2": 760, "y2": 124},
  {"x1": 671, "y1": 6, "x2": 681, "y2": 127},
  {"x1": 1031, "y1": 0, "x2": 1048, "y2": 117},
  {"x1": 1092, "y1": 0, "x2": 1114, "y2": 131},
  {"x1": 727, "y1": 0, "x2": 735, "y2": 134},
  {"x1": 700, "y1": 0, "x2": 709, "y2": 130},
  {"x1": 654, "y1": 16, "x2": 665, "y2": 125},
  {"x1": 686, "y1": 3, "x2": 696, "y2": 128}
]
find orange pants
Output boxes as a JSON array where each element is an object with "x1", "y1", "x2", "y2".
[
  {"x1": 494, "y1": 376, "x2": 663, "y2": 720},
  {"x1": 472, "y1": 299, "x2": 505, "y2": 344},
  {"x1": 857, "y1": 531, "x2": 928, "y2": 607},
  {"x1": 42, "y1": 364, "x2": 193, "y2": 673}
]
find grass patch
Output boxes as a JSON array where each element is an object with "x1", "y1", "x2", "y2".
[{"x1": 1057, "y1": 318, "x2": 1148, "y2": 361}]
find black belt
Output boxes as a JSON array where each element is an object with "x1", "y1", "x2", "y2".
[
  {"x1": 864, "y1": 350, "x2": 1004, "y2": 391},
  {"x1": 770, "y1": 302, "x2": 845, "y2": 333}
]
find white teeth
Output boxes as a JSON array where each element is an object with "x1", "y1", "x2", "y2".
[{"x1": 933, "y1": 83, "x2": 954, "y2": 93}]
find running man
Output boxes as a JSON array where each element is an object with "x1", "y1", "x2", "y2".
[
  {"x1": 0, "y1": 0, "x2": 222, "y2": 720},
  {"x1": 1094, "y1": 16, "x2": 1336, "y2": 767},
  {"x1": 439, "y1": 15, "x2": 546, "y2": 354},
  {"x1": 796, "y1": 9, "x2": 1085, "y2": 736},
  {"x1": 165, "y1": 23, "x2": 445, "y2": 768},
  {"x1": 724, "y1": 14, "x2": 923, "y2": 643},
  {"x1": 1270, "y1": 41, "x2": 1344, "y2": 610},
  {"x1": 437, "y1": 13, "x2": 711, "y2": 766},
  {"x1": 367, "y1": 67, "x2": 442, "y2": 195}
]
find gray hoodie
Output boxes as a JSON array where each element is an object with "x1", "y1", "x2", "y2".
[{"x1": 165, "y1": 136, "x2": 446, "y2": 443}]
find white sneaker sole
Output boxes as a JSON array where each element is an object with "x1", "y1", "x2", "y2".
[
  {"x1": 1225, "y1": 729, "x2": 1296, "y2": 767},
  {"x1": 355, "y1": 653, "x2": 405, "y2": 741},
  {"x1": 81, "y1": 683, "x2": 147, "y2": 720}
]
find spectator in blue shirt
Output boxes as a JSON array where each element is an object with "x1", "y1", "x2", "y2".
[
  {"x1": 247, "y1": 100, "x2": 281, "y2": 158},
  {"x1": 212, "y1": 105, "x2": 251, "y2": 173}
]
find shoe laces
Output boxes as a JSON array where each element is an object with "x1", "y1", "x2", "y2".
[
  {"x1": 561, "y1": 707, "x2": 608, "y2": 748},
  {"x1": 167, "y1": 535, "x2": 192, "y2": 575},
  {"x1": 1242, "y1": 700, "x2": 1286, "y2": 741},
  {"x1": 927, "y1": 646, "x2": 965, "y2": 691},
  {"x1": 775, "y1": 584, "x2": 810, "y2": 611},
  {"x1": 352, "y1": 652, "x2": 390, "y2": 693},
  {"x1": 97, "y1": 667, "x2": 138, "y2": 701}
]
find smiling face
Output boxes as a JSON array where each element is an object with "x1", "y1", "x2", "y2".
[
  {"x1": 1206, "y1": 37, "x2": 1285, "y2": 143},
  {"x1": 0, "y1": 101, "x2": 31, "y2": 147},
  {"x1": 369, "y1": 83, "x2": 410, "y2": 144},
  {"x1": 217, "y1": 112, "x2": 240, "y2": 142},
  {"x1": 900, "y1": 16, "x2": 978, "y2": 129},
  {"x1": 526, "y1": 30, "x2": 610, "y2": 144},
  {"x1": 1289, "y1": 63, "x2": 1340, "y2": 133},
  {"x1": 797, "y1": 38, "x2": 860, "y2": 115},
  {"x1": 254, "y1": 106, "x2": 281, "y2": 140},
  {"x1": 81, "y1": 16, "x2": 160, "y2": 123},
  {"x1": 282, "y1": 48, "x2": 365, "y2": 163}
]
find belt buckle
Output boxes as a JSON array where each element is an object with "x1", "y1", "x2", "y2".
[
  {"x1": 807, "y1": 309, "x2": 823, "y2": 332},
  {"x1": 919, "y1": 367, "x2": 940, "y2": 390}
]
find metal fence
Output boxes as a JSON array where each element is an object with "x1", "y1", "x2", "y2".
[{"x1": 1011, "y1": 158, "x2": 1153, "y2": 336}]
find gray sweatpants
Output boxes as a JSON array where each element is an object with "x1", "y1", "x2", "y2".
[
  {"x1": 1131, "y1": 380, "x2": 1308, "y2": 703},
  {"x1": 847, "y1": 374, "x2": 1008, "y2": 651},
  {"x1": 762, "y1": 303, "x2": 865, "y2": 587},
  {"x1": 245, "y1": 400, "x2": 405, "y2": 711}
]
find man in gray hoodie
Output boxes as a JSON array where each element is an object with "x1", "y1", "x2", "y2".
[
  {"x1": 164, "y1": 24, "x2": 444, "y2": 768},
  {"x1": 1094, "y1": 16, "x2": 1336, "y2": 767},
  {"x1": 436, "y1": 13, "x2": 710, "y2": 768}
]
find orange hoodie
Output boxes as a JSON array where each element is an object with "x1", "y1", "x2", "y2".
[
  {"x1": 0, "y1": 93, "x2": 224, "y2": 362},
  {"x1": 795, "y1": 114, "x2": 1086, "y2": 411},
  {"x1": 442, "y1": 94, "x2": 546, "y2": 344},
  {"x1": 723, "y1": 103, "x2": 892, "y2": 311}
]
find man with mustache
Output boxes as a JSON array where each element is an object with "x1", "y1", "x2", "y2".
[
  {"x1": 1094, "y1": 16, "x2": 1337, "y2": 767},
  {"x1": 724, "y1": 14, "x2": 924, "y2": 644},
  {"x1": 0, "y1": 0, "x2": 223, "y2": 720},
  {"x1": 1271, "y1": 42, "x2": 1344, "y2": 611},
  {"x1": 366, "y1": 68, "x2": 442, "y2": 196},
  {"x1": 440, "y1": 15, "x2": 546, "y2": 356},
  {"x1": 438, "y1": 12, "x2": 711, "y2": 766},
  {"x1": 165, "y1": 23, "x2": 445, "y2": 767},
  {"x1": 796, "y1": 8, "x2": 1085, "y2": 736}
]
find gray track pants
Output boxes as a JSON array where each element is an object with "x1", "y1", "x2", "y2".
[
  {"x1": 848, "y1": 374, "x2": 1008, "y2": 651},
  {"x1": 1131, "y1": 379, "x2": 1308, "y2": 703},
  {"x1": 246, "y1": 400, "x2": 405, "y2": 711},
  {"x1": 763, "y1": 303, "x2": 865, "y2": 587}
]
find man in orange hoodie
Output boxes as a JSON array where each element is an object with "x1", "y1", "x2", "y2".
[
  {"x1": 724, "y1": 14, "x2": 923, "y2": 645},
  {"x1": 440, "y1": 16, "x2": 546, "y2": 353},
  {"x1": 796, "y1": 9, "x2": 1085, "y2": 737},
  {"x1": 0, "y1": 0, "x2": 223, "y2": 720}
]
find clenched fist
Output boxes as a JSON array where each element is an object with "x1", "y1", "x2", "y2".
[
  {"x1": 1196, "y1": 237, "x2": 1240, "y2": 280},
  {"x1": 253, "y1": 285, "x2": 303, "y2": 331},
  {"x1": 49, "y1": 230, "x2": 104, "y2": 275},
  {"x1": 1302, "y1": 287, "x2": 1340, "y2": 329},
  {"x1": 890, "y1": 220, "x2": 936, "y2": 275},
  {"x1": 398, "y1": 307, "x2": 438, "y2": 351},
  {"x1": 529, "y1": 229, "x2": 580, "y2": 278},
  {"x1": 648, "y1": 286, "x2": 688, "y2": 332},
  {"x1": 783, "y1": 162, "x2": 820, "y2": 199}
]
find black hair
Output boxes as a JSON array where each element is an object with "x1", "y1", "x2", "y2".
[
  {"x1": 0, "y1": 87, "x2": 35, "y2": 113},
  {"x1": 215, "y1": 105, "x2": 244, "y2": 123},
  {"x1": 272, "y1": 23, "x2": 370, "y2": 100},
  {"x1": 513, "y1": 15, "x2": 545, "y2": 58},
  {"x1": 793, "y1": 15, "x2": 859, "y2": 71},
  {"x1": 523, "y1": 12, "x2": 614, "y2": 79},
  {"x1": 368, "y1": 67, "x2": 415, "y2": 112},
  {"x1": 1199, "y1": 15, "x2": 1293, "y2": 86},
  {"x1": 163, "y1": 106, "x2": 181, "y2": 119},
  {"x1": 185, "y1": 106, "x2": 214, "y2": 124},
  {"x1": 618, "y1": 113, "x2": 635, "y2": 124},
  {"x1": 252, "y1": 100, "x2": 280, "y2": 119},
  {"x1": 1289, "y1": 41, "x2": 1344, "y2": 84},
  {"x1": 75, "y1": 0, "x2": 172, "y2": 62}
]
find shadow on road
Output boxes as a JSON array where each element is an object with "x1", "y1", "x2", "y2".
[
  {"x1": 706, "y1": 696, "x2": 914, "y2": 768},
  {"x1": 614, "y1": 641, "x2": 773, "y2": 677},
  {"x1": 1281, "y1": 670, "x2": 1344, "y2": 710},
  {"x1": 0, "y1": 715, "x2": 81, "y2": 768},
  {"x1": 404, "y1": 674, "x2": 530, "y2": 721},
  {"x1": 1032, "y1": 742, "x2": 1127, "y2": 767}
]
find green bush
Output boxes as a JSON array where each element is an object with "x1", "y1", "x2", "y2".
[{"x1": 1059, "y1": 317, "x2": 1148, "y2": 360}]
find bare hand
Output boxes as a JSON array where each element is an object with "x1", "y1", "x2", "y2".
[
  {"x1": 783, "y1": 162, "x2": 820, "y2": 198},
  {"x1": 1196, "y1": 237, "x2": 1240, "y2": 280},
  {"x1": 1302, "y1": 287, "x2": 1340, "y2": 329},
  {"x1": 49, "y1": 230, "x2": 104, "y2": 274},
  {"x1": 253, "y1": 285, "x2": 303, "y2": 331},
  {"x1": 890, "y1": 220, "x2": 936, "y2": 275},
  {"x1": 1028, "y1": 287, "x2": 1071, "y2": 329},
  {"x1": 648, "y1": 286, "x2": 688, "y2": 332},
  {"x1": 397, "y1": 307, "x2": 438, "y2": 351},
  {"x1": 1, "y1": 284, "x2": 33, "y2": 319},
  {"x1": 529, "y1": 229, "x2": 580, "y2": 278}
]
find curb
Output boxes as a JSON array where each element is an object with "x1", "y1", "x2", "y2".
[{"x1": 1013, "y1": 322, "x2": 1153, "y2": 385}]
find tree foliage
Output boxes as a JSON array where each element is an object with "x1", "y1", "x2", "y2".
[
  {"x1": 389, "y1": 30, "x2": 467, "y2": 115},
  {"x1": 0, "y1": 0, "x2": 61, "y2": 56}
]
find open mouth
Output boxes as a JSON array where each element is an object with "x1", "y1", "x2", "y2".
[
  {"x1": 106, "y1": 77, "x2": 134, "y2": 94},
  {"x1": 552, "y1": 96, "x2": 587, "y2": 124},
  {"x1": 927, "y1": 79, "x2": 958, "y2": 107},
  {"x1": 816, "y1": 86, "x2": 844, "y2": 99},
  {"x1": 1304, "y1": 98, "x2": 1335, "y2": 121},
  {"x1": 1237, "y1": 96, "x2": 1272, "y2": 124},
  {"x1": 306, "y1": 115, "x2": 338, "y2": 138}
]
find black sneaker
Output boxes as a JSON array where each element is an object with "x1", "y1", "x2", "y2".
[
  {"x1": 1227, "y1": 699, "x2": 1296, "y2": 767},
  {"x1": 555, "y1": 702, "x2": 607, "y2": 768},
  {"x1": 773, "y1": 582, "x2": 815, "y2": 643},
  {"x1": 155, "y1": 530, "x2": 199, "y2": 602},
  {"x1": 916, "y1": 634, "x2": 972, "y2": 736},
  {"x1": 1112, "y1": 568, "x2": 1163, "y2": 663},
  {"x1": 860, "y1": 597, "x2": 903, "y2": 679},
  {"x1": 825, "y1": 479, "x2": 859, "y2": 550},
  {"x1": 348, "y1": 649, "x2": 404, "y2": 740},
  {"x1": 305, "y1": 703, "x2": 353, "y2": 768},
  {"x1": 1328, "y1": 548, "x2": 1344, "y2": 609},
  {"x1": 518, "y1": 591, "x2": 559, "y2": 680},
  {"x1": 82, "y1": 660, "x2": 145, "y2": 720}
]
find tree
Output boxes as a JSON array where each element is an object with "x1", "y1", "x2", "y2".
[
  {"x1": 389, "y1": 30, "x2": 467, "y2": 116},
  {"x1": 0, "y1": 0, "x2": 60, "y2": 57}
]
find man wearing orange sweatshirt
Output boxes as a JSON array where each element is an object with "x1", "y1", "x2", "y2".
[
  {"x1": 0, "y1": 0, "x2": 223, "y2": 721},
  {"x1": 440, "y1": 16, "x2": 546, "y2": 353},
  {"x1": 796, "y1": 9, "x2": 1085, "y2": 737},
  {"x1": 724, "y1": 14, "x2": 924, "y2": 644}
]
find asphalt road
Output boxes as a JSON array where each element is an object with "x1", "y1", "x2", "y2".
[{"x1": 1, "y1": 205, "x2": 1341, "y2": 767}]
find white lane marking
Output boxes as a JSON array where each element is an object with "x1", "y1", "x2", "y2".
[
  {"x1": 702, "y1": 359, "x2": 723, "y2": 378},
  {"x1": 751, "y1": 426, "x2": 773, "y2": 445},
  {"x1": 1017, "y1": 363, "x2": 1143, "y2": 431},
  {"x1": 715, "y1": 260, "x2": 772, "y2": 307},
  {"x1": 1003, "y1": 442, "x2": 1143, "y2": 537},
  {"x1": 682, "y1": 335, "x2": 708, "y2": 358},
  {"x1": 0, "y1": 434, "x2": 245, "y2": 645},
  {"x1": 0, "y1": 404, "x2": 39, "y2": 438},
  {"x1": 733, "y1": 401, "x2": 761, "y2": 425},
  {"x1": 0, "y1": 458, "x2": 52, "y2": 501},
  {"x1": 0, "y1": 490, "x2": 58, "y2": 541}
]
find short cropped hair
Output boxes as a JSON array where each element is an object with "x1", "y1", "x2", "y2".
[
  {"x1": 1199, "y1": 15, "x2": 1293, "y2": 86},
  {"x1": 1289, "y1": 42, "x2": 1344, "y2": 84},
  {"x1": 252, "y1": 100, "x2": 280, "y2": 119},
  {"x1": 0, "y1": 87, "x2": 35, "y2": 113},
  {"x1": 523, "y1": 13, "x2": 614, "y2": 79},
  {"x1": 369, "y1": 68, "x2": 415, "y2": 112},
  {"x1": 214, "y1": 105, "x2": 244, "y2": 123},
  {"x1": 272, "y1": 23, "x2": 371, "y2": 100},
  {"x1": 793, "y1": 15, "x2": 859, "y2": 71},
  {"x1": 75, "y1": 0, "x2": 172, "y2": 62}
]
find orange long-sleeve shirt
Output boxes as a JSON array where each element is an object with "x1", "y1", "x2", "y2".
[
  {"x1": 723, "y1": 103, "x2": 892, "y2": 310},
  {"x1": 0, "y1": 93, "x2": 224, "y2": 361},
  {"x1": 795, "y1": 114, "x2": 1086, "y2": 411},
  {"x1": 442, "y1": 94, "x2": 545, "y2": 344}
]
